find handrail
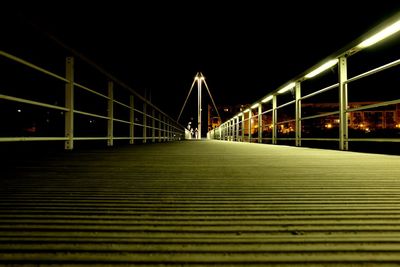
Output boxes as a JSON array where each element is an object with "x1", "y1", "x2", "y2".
[
  {"x1": 208, "y1": 11, "x2": 400, "y2": 151},
  {"x1": 0, "y1": 48, "x2": 185, "y2": 149}
]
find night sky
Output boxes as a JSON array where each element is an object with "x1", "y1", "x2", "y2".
[{"x1": 3, "y1": 1, "x2": 400, "y2": 121}]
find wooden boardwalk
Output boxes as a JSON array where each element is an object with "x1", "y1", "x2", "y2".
[{"x1": 2, "y1": 140, "x2": 400, "y2": 266}]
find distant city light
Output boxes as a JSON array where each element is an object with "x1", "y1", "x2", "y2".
[
  {"x1": 358, "y1": 19, "x2": 400, "y2": 48},
  {"x1": 278, "y1": 82, "x2": 295, "y2": 94},
  {"x1": 305, "y1": 59, "x2": 338, "y2": 78},
  {"x1": 17, "y1": 109, "x2": 21, "y2": 113}
]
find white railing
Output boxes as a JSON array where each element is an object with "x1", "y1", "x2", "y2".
[
  {"x1": 208, "y1": 11, "x2": 400, "y2": 151},
  {"x1": 0, "y1": 50, "x2": 185, "y2": 150}
]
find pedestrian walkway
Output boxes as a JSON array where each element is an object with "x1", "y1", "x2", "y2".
[{"x1": 2, "y1": 140, "x2": 400, "y2": 266}]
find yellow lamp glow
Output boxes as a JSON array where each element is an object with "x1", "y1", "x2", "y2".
[
  {"x1": 278, "y1": 82, "x2": 295, "y2": 94},
  {"x1": 251, "y1": 103, "x2": 259, "y2": 109},
  {"x1": 305, "y1": 59, "x2": 338, "y2": 78},
  {"x1": 262, "y1": 95, "x2": 273, "y2": 103},
  {"x1": 358, "y1": 19, "x2": 400, "y2": 48}
]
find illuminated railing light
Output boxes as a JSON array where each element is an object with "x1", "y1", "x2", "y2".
[
  {"x1": 305, "y1": 59, "x2": 338, "y2": 79},
  {"x1": 261, "y1": 95, "x2": 273, "y2": 103},
  {"x1": 358, "y1": 19, "x2": 400, "y2": 48},
  {"x1": 251, "y1": 103, "x2": 259, "y2": 109},
  {"x1": 278, "y1": 82, "x2": 295, "y2": 94},
  {"x1": 243, "y1": 109, "x2": 250, "y2": 113},
  {"x1": 238, "y1": 112, "x2": 243, "y2": 117}
]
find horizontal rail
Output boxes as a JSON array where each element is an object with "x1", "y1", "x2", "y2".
[
  {"x1": 302, "y1": 111, "x2": 340, "y2": 121},
  {"x1": 301, "y1": 83, "x2": 339, "y2": 101},
  {"x1": 73, "y1": 137, "x2": 109, "y2": 140},
  {"x1": 261, "y1": 108, "x2": 273, "y2": 115},
  {"x1": 113, "y1": 100, "x2": 130, "y2": 109},
  {"x1": 112, "y1": 118, "x2": 131, "y2": 124},
  {"x1": 0, "y1": 51, "x2": 68, "y2": 82},
  {"x1": 301, "y1": 138, "x2": 340, "y2": 141},
  {"x1": 276, "y1": 100, "x2": 295, "y2": 110},
  {"x1": 348, "y1": 138, "x2": 400, "y2": 142},
  {"x1": 0, "y1": 137, "x2": 68, "y2": 142},
  {"x1": 277, "y1": 119, "x2": 295, "y2": 125},
  {"x1": 74, "y1": 83, "x2": 109, "y2": 100},
  {"x1": 347, "y1": 98, "x2": 400, "y2": 112},
  {"x1": 0, "y1": 94, "x2": 69, "y2": 111},
  {"x1": 74, "y1": 110, "x2": 109, "y2": 120},
  {"x1": 346, "y1": 58, "x2": 400, "y2": 84}
]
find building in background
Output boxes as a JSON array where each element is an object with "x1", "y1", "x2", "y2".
[
  {"x1": 210, "y1": 102, "x2": 400, "y2": 136},
  {"x1": 208, "y1": 104, "x2": 250, "y2": 131}
]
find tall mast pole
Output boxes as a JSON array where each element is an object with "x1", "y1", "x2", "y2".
[{"x1": 197, "y1": 72, "x2": 203, "y2": 139}]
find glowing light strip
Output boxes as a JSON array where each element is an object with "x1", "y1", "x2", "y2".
[
  {"x1": 262, "y1": 95, "x2": 273, "y2": 103},
  {"x1": 305, "y1": 59, "x2": 338, "y2": 78},
  {"x1": 251, "y1": 103, "x2": 259, "y2": 109},
  {"x1": 278, "y1": 82, "x2": 295, "y2": 94},
  {"x1": 358, "y1": 19, "x2": 400, "y2": 48}
]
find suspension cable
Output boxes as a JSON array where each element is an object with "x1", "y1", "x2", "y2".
[
  {"x1": 177, "y1": 78, "x2": 197, "y2": 122},
  {"x1": 203, "y1": 79, "x2": 221, "y2": 121}
]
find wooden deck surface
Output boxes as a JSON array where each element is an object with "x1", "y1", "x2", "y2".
[{"x1": 2, "y1": 140, "x2": 400, "y2": 266}]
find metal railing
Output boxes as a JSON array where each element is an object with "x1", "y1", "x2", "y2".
[
  {"x1": 0, "y1": 50, "x2": 185, "y2": 149},
  {"x1": 208, "y1": 11, "x2": 400, "y2": 151}
]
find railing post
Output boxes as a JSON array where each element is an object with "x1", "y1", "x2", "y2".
[
  {"x1": 163, "y1": 116, "x2": 166, "y2": 142},
  {"x1": 339, "y1": 56, "x2": 348, "y2": 151},
  {"x1": 248, "y1": 110, "x2": 252, "y2": 142},
  {"x1": 65, "y1": 57, "x2": 74, "y2": 150},
  {"x1": 236, "y1": 116, "x2": 240, "y2": 141},
  {"x1": 130, "y1": 95, "x2": 135, "y2": 144},
  {"x1": 167, "y1": 120, "x2": 170, "y2": 141},
  {"x1": 258, "y1": 104, "x2": 262, "y2": 143},
  {"x1": 227, "y1": 120, "x2": 231, "y2": 141},
  {"x1": 232, "y1": 119, "x2": 235, "y2": 141},
  {"x1": 241, "y1": 113, "x2": 245, "y2": 142},
  {"x1": 170, "y1": 123, "x2": 173, "y2": 141},
  {"x1": 152, "y1": 108, "x2": 156, "y2": 143},
  {"x1": 143, "y1": 100, "x2": 147, "y2": 144},
  {"x1": 295, "y1": 82, "x2": 301, "y2": 147},
  {"x1": 230, "y1": 121, "x2": 233, "y2": 141},
  {"x1": 107, "y1": 81, "x2": 114, "y2": 147},
  {"x1": 272, "y1": 95, "x2": 277, "y2": 145},
  {"x1": 158, "y1": 113, "x2": 162, "y2": 142},
  {"x1": 225, "y1": 122, "x2": 228, "y2": 141},
  {"x1": 235, "y1": 116, "x2": 239, "y2": 141}
]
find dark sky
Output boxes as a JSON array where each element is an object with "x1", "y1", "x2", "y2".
[{"x1": 4, "y1": 1, "x2": 400, "y2": 120}]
